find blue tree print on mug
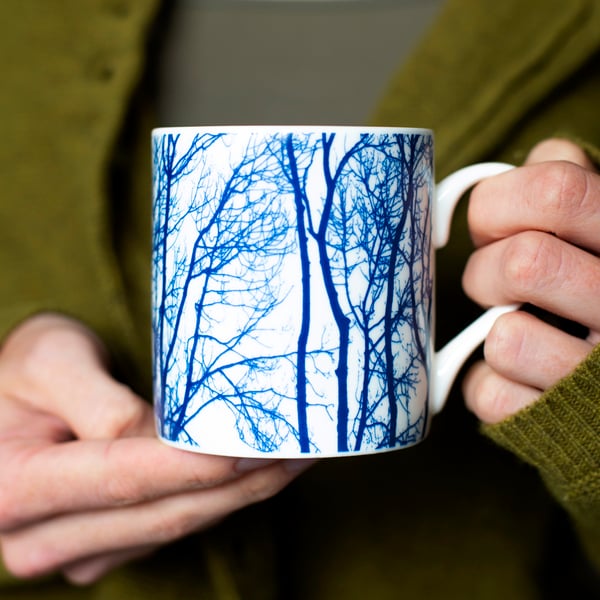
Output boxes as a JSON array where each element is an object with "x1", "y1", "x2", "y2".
[{"x1": 152, "y1": 129, "x2": 434, "y2": 456}]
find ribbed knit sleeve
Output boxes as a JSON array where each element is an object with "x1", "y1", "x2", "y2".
[{"x1": 483, "y1": 346, "x2": 600, "y2": 565}]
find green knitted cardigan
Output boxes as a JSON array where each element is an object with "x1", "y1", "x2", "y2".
[{"x1": 0, "y1": 0, "x2": 599, "y2": 598}]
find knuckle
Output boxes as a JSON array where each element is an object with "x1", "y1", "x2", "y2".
[
  {"x1": 93, "y1": 386, "x2": 148, "y2": 438},
  {"x1": 0, "y1": 315, "x2": 107, "y2": 391},
  {"x1": 502, "y1": 231, "x2": 561, "y2": 298},
  {"x1": 100, "y1": 440, "x2": 159, "y2": 507},
  {"x1": 147, "y1": 511, "x2": 192, "y2": 544},
  {"x1": 468, "y1": 371, "x2": 514, "y2": 424},
  {"x1": 238, "y1": 469, "x2": 285, "y2": 506},
  {"x1": 24, "y1": 323, "x2": 82, "y2": 362},
  {"x1": 9, "y1": 328, "x2": 62, "y2": 383},
  {"x1": 533, "y1": 161, "x2": 589, "y2": 218},
  {"x1": 8, "y1": 325, "x2": 90, "y2": 387},
  {"x1": 187, "y1": 461, "x2": 234, "y2": 491},
  {"x1": 484, "y1": 312, "x2": 528, "y2": 371},
  {"x1": 102, "y1": 472, "x2": 138, "y2": 508},
  {"x1": 0, "y1": 457, "x2": 33, "y2": 532}
]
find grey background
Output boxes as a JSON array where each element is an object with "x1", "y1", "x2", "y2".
[{"x1": 158, "y1": 0, "x2": 445, "y2": 125}]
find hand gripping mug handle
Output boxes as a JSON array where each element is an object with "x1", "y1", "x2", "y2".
[{"x1": 431, "y1": 162, "x2": 519, "y2": 414}]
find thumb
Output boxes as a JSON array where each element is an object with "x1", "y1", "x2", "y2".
[
  {"x1": 0, "y1": 313, "x2": 154, "y2": 440},
  {"x1": 525, "y1": 137, "x2": 596, "y2": 169}
]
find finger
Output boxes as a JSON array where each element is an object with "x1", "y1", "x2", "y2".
[
  {"x1": 0, "y1": 437, "x2": 279, "y2": 530},
  {"x1": 463, "y1": 361, "x2": 540, "y2": 424},
  {"x1": 0, "y1": 314, "x2": 154, "y2": 440},
  {"x1": 483, "y1": 311, "x2": 594, "y2": 390},
  {"x1": 463, "y1": 230, "x2": 600, "y2": 332},
  {"x1": 1, "y1": 461, "x2": 313, "y2": 579},
  {"x1": 467, "y1": 160, "x2": 600, "y2": 252},
  {"x1": 525, "y1": 138, "x2": 596, "y2": 169},
  {"x1": 589, "y1": 330, "x2": 600, "y2": 345},
  {"x1": 62, "y1": 546, "x2": 157, "y2": 586}
]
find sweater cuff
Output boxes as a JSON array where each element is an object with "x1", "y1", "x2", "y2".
[{"x1": 482, "y1": 344, "x2": 600, "y2": 516}]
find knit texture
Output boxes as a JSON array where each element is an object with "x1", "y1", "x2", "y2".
[
  {"x1": 1, "y1": 0, "x2": 599, "y2": 597},
  {"x1": 372, "y1": 0, "x2": 600, "y2": 176},
  {"x1": 0, "y1": 0, "x2": 161, "y2": 381},
  {"x1": 484, "y1": 345, "x2": 600, "y2": 564}
]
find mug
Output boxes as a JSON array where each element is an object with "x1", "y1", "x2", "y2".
[{"x1": 151, "y1": 126, "x2": 515, "y2": 458}]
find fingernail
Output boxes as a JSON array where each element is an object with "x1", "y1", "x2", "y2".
[
  {"x1": 235, "y1": 458, "x2": 278, "y2": 473},
  {"x1": 284, "y1": 458, "x2": 319, "y2": 474}
]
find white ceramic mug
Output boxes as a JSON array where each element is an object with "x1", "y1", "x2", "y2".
[{"x1": 151, "y1": 126, "x2": 515, "y2": 458}]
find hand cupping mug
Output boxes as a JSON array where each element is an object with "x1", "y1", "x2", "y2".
[{"x1": 151, "y1": 126, "x2": 515, "y2": 458}]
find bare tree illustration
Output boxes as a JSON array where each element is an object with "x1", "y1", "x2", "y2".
[
  {"x1": 153, "y1": 133, "x2": 301, "y2": 451},
  {"x1": 153, "y1": 130, "x2": 433, "y2": 455}
]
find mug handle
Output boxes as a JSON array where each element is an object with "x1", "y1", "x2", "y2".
[{"x1": 430, "y1": 162, "x2": 519, "y2": 414}]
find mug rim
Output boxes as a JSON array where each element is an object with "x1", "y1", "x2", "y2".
[{"x1": 152, "y1": 125, "x2": 433, "y2": 136}]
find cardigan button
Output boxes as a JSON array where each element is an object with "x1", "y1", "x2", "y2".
[
  {"x1": 96, "y1": 64, "x2": 115, "y2": 82},
  {"x1": 87, "y1": 55, "x2": 116, "y2": 82}
]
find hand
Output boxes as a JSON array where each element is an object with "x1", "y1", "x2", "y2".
[
  {"x1": 462, "y1": 138, "x2": 600, "y2": 423},
  {"x1": 0, "y1": 314, "x2": 313, "y2": 584}
]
